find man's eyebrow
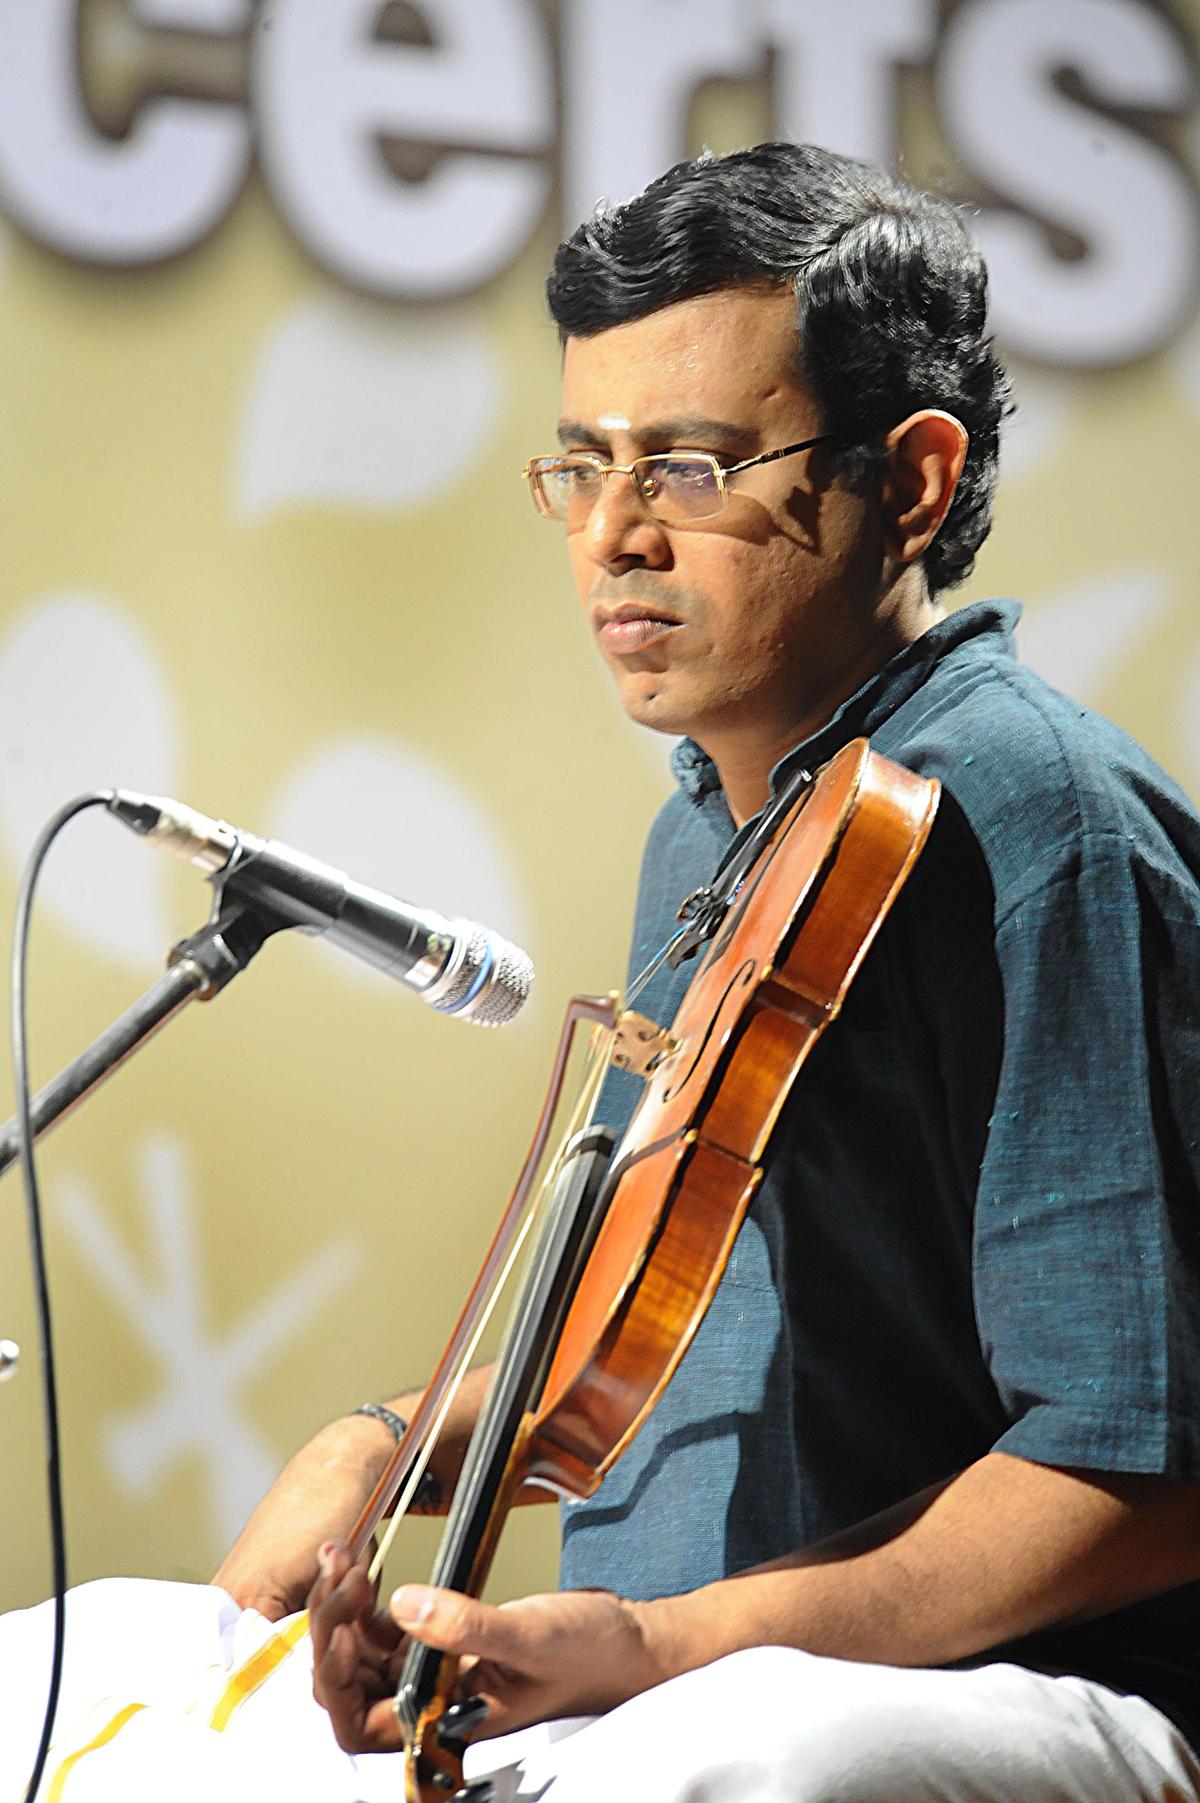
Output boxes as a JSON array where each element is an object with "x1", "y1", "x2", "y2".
[{"x1": 555, "y1": 416, "x2": 760, "y2": 452}]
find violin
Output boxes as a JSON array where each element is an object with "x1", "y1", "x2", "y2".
[{"x1": 341, "y1": 737, "x2": 940, "y2": 1803}]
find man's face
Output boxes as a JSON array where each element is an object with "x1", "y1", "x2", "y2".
[{"x1": 558, "y1": 286, "x2": 888, "y2": 753}]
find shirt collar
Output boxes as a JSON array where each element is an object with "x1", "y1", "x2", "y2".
[{"x1": 669, "y1": 599, "x2": 1022, "y2": 805}]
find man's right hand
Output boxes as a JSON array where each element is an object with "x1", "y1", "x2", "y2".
[
  {"x1": 212, "y1": 1369, "x2": 497, "y2": 1620},
  {"x1": 212, "y1": 1412, "x2": 400, "y2": 1620}
]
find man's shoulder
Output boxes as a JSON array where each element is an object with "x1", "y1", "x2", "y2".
[
  {"x1": 877, "y1": 651, "x2": 1200, "y2": 908},
  {"x1": 893, "y1": 650, "x2": 1148, "y2": 802}
]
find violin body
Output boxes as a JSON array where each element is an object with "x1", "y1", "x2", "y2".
[
  {"x1": 525, "y1": 738, "x2": 939, "y2": 1495},
  {"x1": 397, "y1": 738, "x2": 940, "y2": 1802}
]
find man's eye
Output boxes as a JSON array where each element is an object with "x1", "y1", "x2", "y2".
[
  {"x1": 550, "y1": 461, "x2": 598, "y2": 493},
  {"x1": 654, "y1": 458, "x2": 719, "y2": 494}
]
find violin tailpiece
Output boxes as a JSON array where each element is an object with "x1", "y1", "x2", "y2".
[{"x1": 609, "y1": 1011, "x2": 678, "y2": 1079}]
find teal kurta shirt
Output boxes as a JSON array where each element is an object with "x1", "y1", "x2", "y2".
[{"x1": 560, "y1": 600, "x2": 1200, "y2": 1745}]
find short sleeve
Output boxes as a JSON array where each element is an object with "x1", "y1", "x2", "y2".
[{"x1": 974, "y1": 832, "x2": 1200, "y2": 1476}]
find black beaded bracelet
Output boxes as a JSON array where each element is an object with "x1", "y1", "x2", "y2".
[
  {"x1": 354, "y1": 1401, "x2": 409, "y2": 1441},
  {"x1": 352, "y1": 1404, "x2": 442, "y2": 1512}
]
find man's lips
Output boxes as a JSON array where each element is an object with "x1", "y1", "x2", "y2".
[{"x1": 594, "y1": 604, "x2": 684, "y2": 656}]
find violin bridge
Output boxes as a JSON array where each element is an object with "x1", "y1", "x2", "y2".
[{"x1": 608, "y1": 1011, "x2": 677, "y2": 1080}]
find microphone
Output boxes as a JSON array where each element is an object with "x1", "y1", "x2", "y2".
[{"x1": 106, "y1": 791, "x2": 534, "y2": 1027}]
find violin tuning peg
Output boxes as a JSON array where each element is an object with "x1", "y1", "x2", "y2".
[{"x1": 438, "y1": 1697, "x2": 489, "y2": 1743}]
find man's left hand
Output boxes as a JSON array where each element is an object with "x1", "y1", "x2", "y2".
[{"x1": 309, "y1": 1541, "x2": 666, "y2": 1752}]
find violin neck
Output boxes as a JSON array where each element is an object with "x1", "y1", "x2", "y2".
[{"x1": 394, "y1": 1125, "x2": 616, "y2": 1739}]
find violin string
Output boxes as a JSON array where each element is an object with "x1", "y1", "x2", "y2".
[
  {"x1": 622, "y1": 926, "x2": 691, "y2": 1012},
  {"x1": 368, "y1": 1020, "x2": 619, "y2": 1583},
  {"x1": 367, "y1": 1233, "x2": 523, "y2": 1581}
]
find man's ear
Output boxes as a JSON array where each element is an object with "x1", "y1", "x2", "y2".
[{"x1": 880, "y1": 410, "x2": 969, "y2": 565}]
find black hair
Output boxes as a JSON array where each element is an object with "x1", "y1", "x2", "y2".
[{"x1": 547, "y1": 142, "x2": 1012, "y2": 595}]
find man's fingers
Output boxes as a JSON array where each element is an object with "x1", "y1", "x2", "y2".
[
  {"x1": 309, "y1": 1544, "x2": 367, "y2": 1625},
  {"x1": 311, "y1": 1560, "x2": 405, "y2": 1757},
  {"x1": 314, "y1": 1635, "x2": 404, "y2": 1754},
  {"x1": 309, "y1": 1540, "x2": 354, "y2": 1608},
  {"x1": 359, "y1": 1697, "x2": 408, "y2": 1755},
  {"x1": 320, "y1": 1619, "x2": 364, "y2": 1691},
  {"x1": 359, "y1": 1606, "x2": 404, "y2": 1657},
  {"x1": 389, "y1": 1585, "x2": 521, "y2": 1662}
]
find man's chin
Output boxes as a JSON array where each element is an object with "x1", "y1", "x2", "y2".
[
  {"x1": 613, "y1": 670, "x2": 696, "y2": 737},
  {"x1": 618, "y1": 691, "x2": 692, "y2": 738}
]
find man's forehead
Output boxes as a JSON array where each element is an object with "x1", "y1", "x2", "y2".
[
  {"x1": 558, "y1": 288, "x2": 811, "y2": 441},
  {"x1": 556, "y1": 411, "x2": 761, "y2": 453}
]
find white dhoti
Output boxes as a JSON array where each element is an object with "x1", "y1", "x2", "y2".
[
  {"x1": 4, "y1": 1582, "x2": 1200, "y2": 1803},
  {"x1": 0, "y1": 1579, "x2": 395, "y2": 1803},
  {"x1": 466, "y1": 1648, "x2": 1200, "y2": 1803}
]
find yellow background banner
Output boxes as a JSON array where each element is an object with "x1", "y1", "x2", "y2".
[{"x1": 0, "y1": 0, "x2": 1197, "y2": 1612}]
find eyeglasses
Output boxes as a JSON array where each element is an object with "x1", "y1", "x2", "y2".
[{"x1": 522, "y1": 436, "x2": 838, "y2": 527}]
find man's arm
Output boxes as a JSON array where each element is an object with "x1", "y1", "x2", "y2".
[
  {"x1": 213, "y1": 1366, "x2": 495, "y2": 1620},
  {"x1": 311, "y1": 1449, "x2": 1200, "y2": 1749},
  {"x1": 647, "y1": 1450, "x2": 1200, "y2": 1673}
]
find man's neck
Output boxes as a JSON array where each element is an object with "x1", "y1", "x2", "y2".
[
  {"x1": 700, "y1": 725, "x2": 813, "y2": 827},
  {"x1": 702, "y1": 587, "x2": 945, "y2": 826}
]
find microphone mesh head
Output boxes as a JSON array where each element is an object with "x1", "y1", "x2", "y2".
[
  {"x1": 432, "y1": 923, "x2": 534, "y2": 1027},
  {"x1": 465, "y1": 935, "x2": 535, "y2": 1027}
]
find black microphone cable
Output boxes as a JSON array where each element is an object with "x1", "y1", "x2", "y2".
[
  {"x1": 8, "y1": 786, "x2": 533, "y2": 1794},
  {"x1": 9, "y1": 789, "x2": 115, "y2": 1801}
]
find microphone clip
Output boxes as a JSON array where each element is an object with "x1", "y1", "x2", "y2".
[{"x1": 169, "y1": 889, "x2": 294, "y2": 1001}]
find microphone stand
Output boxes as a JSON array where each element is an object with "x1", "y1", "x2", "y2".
[{"x1": 0, "y1": 895, "x2": 287, "y2": 1181}]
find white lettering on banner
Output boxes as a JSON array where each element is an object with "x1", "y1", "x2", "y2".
[
  {"x1": 0, "y1": 0, "x2": 252, "y2": 263},
  {"x1": 940, "y1": 0, "x2": 1197, "y2": 365},
  {"x1": 561, "y1": 0, "x2": 758, "y2": 231},
  {"x1": 763, "y1": 0, "x2": 936, "y2": 170},
  {"x1": 0, "y1": 0, "x2": 1194, "y2": 366},
  {"x1": 256, "y1": 0, "x2": 552, "y2": 295}
]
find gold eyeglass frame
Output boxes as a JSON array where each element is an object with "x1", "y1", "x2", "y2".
[{"x1": 522, "y1": 435, "x2": 839, "y2": 523}]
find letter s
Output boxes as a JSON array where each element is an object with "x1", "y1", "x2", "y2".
[{"x1": 940, "y1": 0, "x2": 1197, "y2": 366}]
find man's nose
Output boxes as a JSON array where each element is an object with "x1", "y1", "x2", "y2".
[{"x1": 580, "y1": 473, "x2": 669, "y2": 569}]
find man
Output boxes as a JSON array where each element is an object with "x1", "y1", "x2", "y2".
[
  {"x1": 12, "y1": 142, "x2": 1199, "y2": 1802},
  {"x1": 208, "y1": 143, "x2": 1200, "y2": 1800}
]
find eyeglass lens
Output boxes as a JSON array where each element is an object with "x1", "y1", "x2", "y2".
[{"x1": 531, "y1": 454, "x2": 724, "y2": 523}]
